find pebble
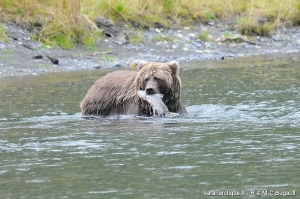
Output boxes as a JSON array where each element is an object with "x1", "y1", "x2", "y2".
[
  {"x1": 0, "y1": 43, "x2": 6, "y2": 48},
  {"x1": 204, "y1": 43, "x2": 211, "y2": 48},
  {"x1": 285, "y1": 50, "x2": 299, "y2": 53},
  {"x1": 242, "y1": 43, "x2": 250, "y2": 48},
  {"x1": 189, "y1": 33, "x2": 196, "y2": 38},
  {"x1": 112, "y1": 39, "x2": 123, "y2": 44},
  {"x1": 192, "y1": 41, "x2": 202, "y2": 48},
  {"x1": 272, "y1": 35, "x2": 280, "y2": 41}
]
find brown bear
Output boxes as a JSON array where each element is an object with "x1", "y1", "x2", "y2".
[{"x1": 80, "y1": 61, "x2": 187, "y2": 117}]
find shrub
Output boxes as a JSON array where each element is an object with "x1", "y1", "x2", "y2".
[
  {"x1": 238, "y1": 17, "x2": 273, "y2": 36},
  {"x1": 198, "y1": 30, "x2": 209, "y2": 41}
]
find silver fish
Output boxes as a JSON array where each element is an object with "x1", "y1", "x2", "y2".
[{"x1": 137, "y1": 90, "x2": 179, "y2": 117}]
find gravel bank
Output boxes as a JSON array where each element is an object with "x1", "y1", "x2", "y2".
[{"x1": 1, "y1": 22, "x2": 300, "y2": 77}]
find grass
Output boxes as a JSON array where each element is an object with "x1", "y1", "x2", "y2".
[
  {"x1": 1, "y1": 0, "x2": 300, "y2": 48},
  {"x1": 198, "y1": 30, "x2": 209, "y2": 41},
  {"x1": 152, "y1": 34, "x2": 174, "y2": 42},
  {"x1": 238, "y1": 17, "x2": 273, "y2": 36},
  {"x1": 129, "y1": 31, "x2": 144, "y2": 44},
  {"x1": 0, "y1": 48, "x2": 13, "y2": 61},
  {"x1": 0, "y1": 48, "x2": 17, "y2": 64},
  {"x1": 223, "y1": 32, "x2": 234, "y2": 37},
  {"x1": 0, "y1": 24, "x2": 8, "y2": 42},
  {"x1": 38, "y1": 63, "x2": 50, "y2": 68},
  {"x1": 98, "y1": 54, "x2": 117, "y2": 61}
]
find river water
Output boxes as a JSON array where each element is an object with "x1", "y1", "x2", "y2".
[{"x1": 0, "y1": 55, "x2": 299, "y2": 198}]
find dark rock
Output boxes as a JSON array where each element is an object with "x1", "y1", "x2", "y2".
[
  {"x1": 32, "y1": 55, "x2": 43, "y2": 59},
  {"x1": 46, "y1": 55, "x2": 59, "y2": 65},
  {"x1": 154, "y1": 22, "x2": 165, "y2": 29},
  {"x1": 113, "y1": 64, "x2": 122, "y2": 68},
  {"x1": 22, "y1": 44, "x2": 34, "y2": 50},
  {"x1": 95, "y1": 16, "x2": 128, "y2": 45},
  {"x1": 8, "y1": 34, "x2": 18, "y2": 40}
]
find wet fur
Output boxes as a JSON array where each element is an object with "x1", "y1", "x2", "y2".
[{"x1": 80, "y1": 61, "x2": 187, "y2": 116}]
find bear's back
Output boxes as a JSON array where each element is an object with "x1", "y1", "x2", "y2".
[{"x1": 81, "y1": 70, "x2": 138, "y2": 116}]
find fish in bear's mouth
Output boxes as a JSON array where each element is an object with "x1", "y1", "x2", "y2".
[{"x1": 137, "y1": 90, "x2": 168, "y2": 117}]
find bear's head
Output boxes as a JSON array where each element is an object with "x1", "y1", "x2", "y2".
[{"x1": 134, "y1": 61, "x2": 182, "y2": 112}]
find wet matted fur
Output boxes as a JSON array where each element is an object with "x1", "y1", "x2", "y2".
[{"x1": 80, "y1": 61, "x2": 187, "y2": 117}]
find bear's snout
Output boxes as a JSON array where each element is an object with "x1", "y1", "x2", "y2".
[
  {"x1": 146, "y1": 87, "x2": 155, "y2": 95},
  {"x1": 145, "y1": 77, "x2": 159, "y2": 95}
]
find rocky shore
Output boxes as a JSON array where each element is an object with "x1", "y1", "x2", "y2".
[{"x1": 1, "y1": 21, "x2": 300, "y2": 77}]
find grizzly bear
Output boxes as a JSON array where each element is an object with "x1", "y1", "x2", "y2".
[{"x1": 80, "y1": 61, "x2": 187, "y2": 117}]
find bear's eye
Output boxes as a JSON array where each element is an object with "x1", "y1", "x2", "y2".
[
  {"x1": 154, "y1": 77, "x2": 160, "y2": 81},
  {"x1": 145, "y1": 77, "x2": 149, "y2": 82}
]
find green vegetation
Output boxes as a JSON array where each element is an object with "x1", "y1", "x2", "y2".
[
  {"x1": 0, "y1": 48, "x2": 13, "y2": 61},
  {"x1": 198, "y1": 30, "x2": 209, "y2": 41},
  {"x1": 1, "y1": 0, "x2": 300, "y2": 48},
  {"x1": 223, "y1": 32, "x2": 233, "y2": 37},
  {"x1": 238, "y1": 17, "x2": 273, "y2": 36},
  {"x1": 37, "y1": 63, "x2": 50, "y2": 68},
  {"x1": 98, "y1": 54, "x2": 117, "y2": 61},
  {"x1": 0, "y1": 24, "x2": 8, "y2": 42},
  {"x1": 0, "y1": 48, "x2": 18, "y2": 64},
  {"x1": 130, "y1": 31, "x2": 144, "y2": 44},
  {"x1": 152, "y1": 34, "x2": 174, "y2": 42},
  {"x1": 203, "y1": 12, "x2": 215, "y2": 23}
]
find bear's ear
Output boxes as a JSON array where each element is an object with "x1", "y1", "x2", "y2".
[
  {"x1": 168, "y1": 61, "x2": 179, "y2": 75},
  {"x1": 137, "y1": 60, "x2": 149, "y2": 71}
]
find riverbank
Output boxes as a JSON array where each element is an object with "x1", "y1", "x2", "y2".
[{"x1": 1, "y1": 21, "x2": 300, "y2": 77}]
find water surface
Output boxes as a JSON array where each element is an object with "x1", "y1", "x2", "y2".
[{"x1": 1, "y1": 55, "x2": 300, "y2": 198}]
